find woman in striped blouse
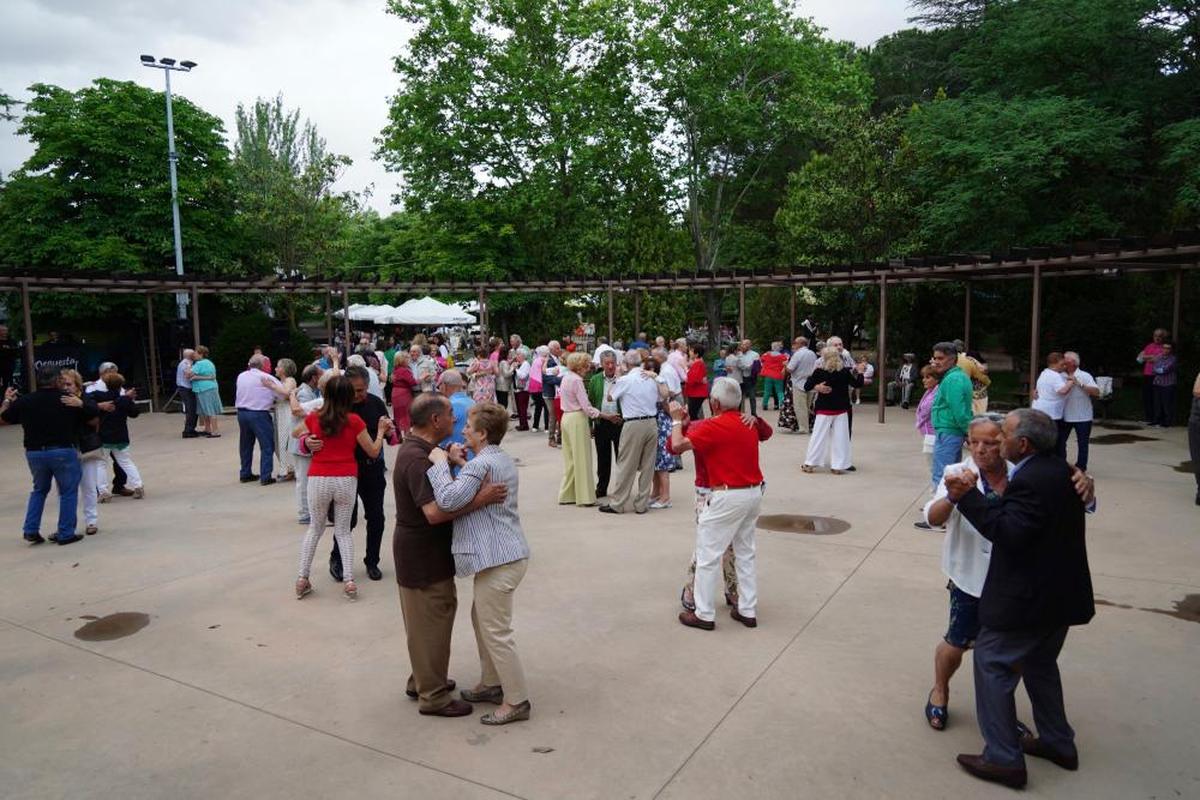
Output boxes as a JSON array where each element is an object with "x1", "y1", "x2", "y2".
[{"x1": 427, "y1": 402, "x2": 532, "y2": 725}]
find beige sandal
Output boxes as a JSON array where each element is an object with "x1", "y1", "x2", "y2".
[
  {"x1": 480, "y1": 700, "x2": 531, "y2": 725},
  {"x1": 343, "y1": 581, "x2": 358, "y2": 601},
  {"x1": 295, "y1": 578, "x2": 312, "y2": 599}
]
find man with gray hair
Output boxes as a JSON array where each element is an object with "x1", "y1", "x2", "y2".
[
  {"x1": 235, "y1": 354, "x2": 284, "y2": 485},
  {"x1": 599, "y1": 350, "x2": 660, "y2": 514},
  {"x1": 930, "y1": 341, "x2": 973, "y2": 491},
  {"x1": 177, "y1": 348, "x2": 199, "y2": 438},
  {"x1": 944, "y1": 408, "x2": 1095, "y2": 789},
  {"x1": 785, "y1": 336, "x2": 817, "y2": 433},
  {"x1": 587, "y1": 350, "x2": 623, "y2": 498},
  {"x1": 1057, "y1": 352, "x2": 1098, "y2": 470},
  {"x1": 669, "y1": 377, "x2": 766, "y2": 630}
]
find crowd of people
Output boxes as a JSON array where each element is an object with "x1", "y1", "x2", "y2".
[{"x1": 3, "y1": 318, "x2": 1198, "y2": 774}]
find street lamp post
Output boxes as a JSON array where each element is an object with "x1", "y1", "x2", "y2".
[{"x1": 140, "y1": 55, "x2": 197, "y2": 322}]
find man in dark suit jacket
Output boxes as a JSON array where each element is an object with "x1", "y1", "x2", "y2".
[{"x1": 944, "y1": 408, "x2": 1095, "y2": 789}]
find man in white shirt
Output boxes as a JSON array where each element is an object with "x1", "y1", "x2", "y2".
[
  {"x1": 1031, "y1": 352, "x2": 1071, "y2": 423},
  {"x1": 177, "y1": 349, "x2": 199, "y2": 438},
  {"x1": 1058, "y1": 351, "x2": 1099, "y2": 470},
  {"x1": 736, "y1": 339, "x2": 760, "y2": 415},
  {"x1": 785, "y1": 337, "x2": 817, "y2": 433},
  {"x1": 599, "y1": 350, "x2": 663, "y2": 515}
]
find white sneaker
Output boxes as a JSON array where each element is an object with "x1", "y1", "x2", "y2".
[{"x1": 649, "y1": 500, "x2": 672, "y2": 510}]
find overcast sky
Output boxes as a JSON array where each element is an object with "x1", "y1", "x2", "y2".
[{"x1": 0, "y1": 0, "x2": 913, "y2": 214}]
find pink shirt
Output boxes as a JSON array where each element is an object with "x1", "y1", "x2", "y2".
[
  {"x1": 558, "y1": 371, "x2": 599, "y2": 418},
  {"x1": 1140, "y1": 342, "x2": 1165, "y2": 376},
  {"x1": 235, "y1": 368, "x2": 282, "y2": 411}
]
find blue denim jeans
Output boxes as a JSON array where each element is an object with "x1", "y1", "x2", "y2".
[
  {"x1": 237, "y1": 409, "x2": 275, "y2": 483},
  {"x1": 931, "y1": 432, "x2": 964, "y2": 489},
  {"x1": 23, "y1": 447, "x2": 82, "y2": 538}
]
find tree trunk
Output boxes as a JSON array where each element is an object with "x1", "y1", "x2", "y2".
[{"x1": 705, "y1": 289, "x2": 722, "y2": 352}]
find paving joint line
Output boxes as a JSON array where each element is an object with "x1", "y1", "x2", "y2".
[
  {"x1": 0, "y1": 618, "x2": 528, "y2": 800},
  {"x1": 649, "y1": 486, "x2": 926, "y2": 799}
]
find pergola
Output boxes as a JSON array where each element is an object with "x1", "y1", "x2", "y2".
[{"x1": 4, "y1": 235, "x2": 1197, "y2": 421}]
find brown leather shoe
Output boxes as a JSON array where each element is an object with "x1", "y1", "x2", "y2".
[
  {"x1": 419, "y1": 698, "x2": 474, "y2": 717},
  {"x1": 1021, "y1": 737, "x2": 1079, "y2": 771},
  {"x1": 678, "y1": 610, "x2": 715, "y2": 630},
  {"x1": 956, "y1": 753, "x2": 1027, "y2": 788},
  {"x1": 730, "y1": 609, "x2": 758, "y2": 628}
]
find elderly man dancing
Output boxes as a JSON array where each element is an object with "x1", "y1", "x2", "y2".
[{"x1": 671, "y1": 377, "x2": 767, "y2": 631}]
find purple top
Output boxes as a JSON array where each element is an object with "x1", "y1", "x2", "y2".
[
  {"x1": 235, "y1": 368, "x2": 282, "y2": 411},
  {"x1": 916, "y1": 386, "x2": 937, "y2": 435},
  {"x1": 1152, "y1": 354, "x2": 1177, "y2": 387}
]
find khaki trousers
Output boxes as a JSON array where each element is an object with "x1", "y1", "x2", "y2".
[
  {"x1": 399, "y1": 578, "x2": 457, "y2": 712},
  {"x1": 792, "y1": 386, "x2": 810, "y2": 433},
  {"x1": 472, "y1": 559, "x2": 530, "y2": 704},
  {"x1": 557, "y1": 411, "x2": 596, "y2": 506},
  {"x1": 604, "y1": 417, "x2": 656, "y2": 513}
]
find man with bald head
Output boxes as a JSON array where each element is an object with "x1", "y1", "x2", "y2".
[
  {"x1": 437, "y1": 370, "x2": 475, "y2": 449},
  {"x1": 235, "y1": 354, "x2": 283, "y2": 485}
]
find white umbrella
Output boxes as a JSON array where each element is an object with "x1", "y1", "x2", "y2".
[{"x1": 376, "y1": 297, "x2": 476, "y2": 325}]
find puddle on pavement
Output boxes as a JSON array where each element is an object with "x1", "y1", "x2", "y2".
[
  {"x1": 73, "y1": 612, "x2": 151, "y2": 641},
  {"x1": 1172, "y1": 461, "x2": 1194, "y2": 473},
  {"x1": 1090, "y1": 433, "x2": 1155, "y2": 445},
  {"x1": 757, "y1": 514, "x2": 850, "y2": 535},
  {"x1": 1095, "y1": 595, "x2": 1200, "y2": 624}
]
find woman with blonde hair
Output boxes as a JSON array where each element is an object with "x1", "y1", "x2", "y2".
[
  {"x1": 265, "y1": 358, "x2": 299, "y2": 482},
  {"x1": 557, "y1": 352, "x2": 603, "y2": 506},
  {"x1": 190, "y1": 345, "x2": 223, "y2": 437},
  {"x1": 802, "y1": 346, "x2": 864, "y2": 474}
]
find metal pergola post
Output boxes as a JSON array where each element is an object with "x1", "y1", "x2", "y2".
[
  {"x1": 877, "y1": 275, "x2": 887, "y2": 423},
  {"x1": 1029, "y1": 264, "x2": 1041, "y2": 394},
  {"x1": 963, "y1": 281, "x2": 972, "y2": 353},
  {"x1": 20, "y1": 280, "x2": 35, "y2": 392},
  {"x1": 190, "y1": 285, "x2": 201, "y2": 346},
  {"x1": 146, "y1": 294, "x2": 161, "y2": 411},
  {"x1": 738, "y1": 282, "x2": 746, "y2": 339},
  {"x1": 607, "y1": 286, "x2": 614, "y2": 342},
  {"x1": 478, "y1": 287, "x2": 488, "y2": 341},
  {"x1": 1173, "y1": 269, "x2": 1182, "y2": 344},
  {"x1": 342, "y1": 289, "x2": 351, "y2": 348},
  {"x1": 325, "y1": 290, "x2": 333, "y2": 343}
]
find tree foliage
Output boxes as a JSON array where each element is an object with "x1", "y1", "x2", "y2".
[
  {"x1": 0, "y1": 80, "x2": 237, "y2": 278},
  {"x1": 233, "y1": 95, "x2": 356, "y2": 277}
]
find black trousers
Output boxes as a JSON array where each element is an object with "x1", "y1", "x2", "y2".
[
  {"x1": 111, "y1": 452, "x2": 127, "y2": 491},
  {"x1": 687, "y1": 396, "x2": 706, "y2": 420},
  {"x1": 1152, "y1": 385, "x2": 1176, "y2": 427},
  {"x1": 741, "y1": 380, "x2": 757, "y2": 416},
  {"x1": 593, "y1": 418, "x2": 621, "y2": 497},
  {"x1": 1188, "y1": 415, "x2": 1200, "y2": 493},
  {"x1": 330, "y1": 466, "x2": 387, "y2": 569},
  {"x1": 495, "y1": 389, "x2": 509, "y2": 411},
  {"x1": 1142, "y1": 376, "x2": 1156, "y2": 423},
  {"x1": 179, "y1": 387, "x2": 198, "y2": 434},
  {"x1": 531, "y1": 393, "x2": 548, "y2": 429},
  {"x1": 974, "y1": 625, "x2": 1075, "y2": 769}
]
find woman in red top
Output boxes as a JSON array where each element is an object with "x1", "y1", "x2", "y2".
[
  {"x1": 759, "y1": 341, "x2": 789, "y2": 411},
  {"x1": 684, "y1": 344, "x2": 710, "y2": 420},
  {"x1": 391, "y1": 351, "x2": 419, "y2": 439},
  {"x1": 294, "y1": 375, "x2": 391, "y2": 601}
]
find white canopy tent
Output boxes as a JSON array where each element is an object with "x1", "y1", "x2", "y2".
[
  {"x1": 374, "y1": 297, "x2": 476, "y2": 326},
  {"x1": 333, "y1": 303, "x2": 398, "y2": 322}
]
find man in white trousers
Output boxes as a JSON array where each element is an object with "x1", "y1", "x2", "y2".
[{"x1": 669, "y1": 377, "x2": 767, "y2": 630}]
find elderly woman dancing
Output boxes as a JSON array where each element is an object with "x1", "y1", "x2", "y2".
[
  {"x1": 427, "y1": 402, "x2": 532, "y2": 725},
  {"x1": 802, "y1": 346, "x2": 865, "y2": 474},
  {"x1": 557, "y1": 352, "x2": 606, "y2": 506}
]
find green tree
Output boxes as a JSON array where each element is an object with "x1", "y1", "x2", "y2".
[
  {"x1": 0, "y1": 79, "x2": 237, "y2": 279},
  {"x1": 379, "y1": 0, "x2": 673, "y2": 281},
  {"x1": 641, "y1": 0, "x2": 871, "y2": 343},
  {"x1": 233, "y1": 95, "x2": 355, "y2": 277},
  {"x1": 860, "y1": 27, "x2": 970, "y2": 113},
  {"x1": 1158, "y1": 118, "x2": 1200, "y2": 226},
  {"x1": 903, "y1": 95, "x2": 1137, "y2": 251},
  {"x1": 776, "y1": 110, "x2": 920, "y2": 265}
]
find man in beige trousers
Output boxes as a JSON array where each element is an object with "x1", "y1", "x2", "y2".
[{"x1": 600, "y1": 350, "x2": 662, "y2": 515}]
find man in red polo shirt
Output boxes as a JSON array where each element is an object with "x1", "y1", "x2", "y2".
[{"x1": 669, "y1": 376, "x2": 767, "y2": 630}]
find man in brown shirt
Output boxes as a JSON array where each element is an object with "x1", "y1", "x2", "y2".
[{"x1": 393, "y1": 393, "x2": 506, "y2": 716}]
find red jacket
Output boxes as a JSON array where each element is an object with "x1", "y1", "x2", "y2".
[{"x1": 684, "y1": 359, "x2": 709, "y2": 398}]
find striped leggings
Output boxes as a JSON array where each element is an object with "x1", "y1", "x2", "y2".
[{"x1": 298, "y1": 475, "x2": 357, "y2": 583}]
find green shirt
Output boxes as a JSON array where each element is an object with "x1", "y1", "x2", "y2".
[
  {"x1": 931, "y1": 365, "x2": 973, "y2": 435},
  {"x1": 190, "y1": 359, "x2": 217, "y2": 393}
]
